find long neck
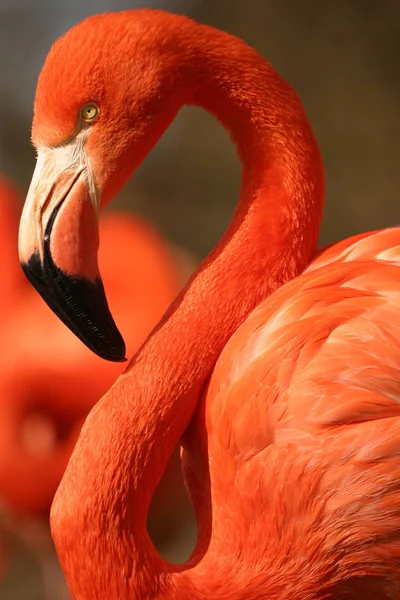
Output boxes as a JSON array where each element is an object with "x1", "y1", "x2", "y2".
[{"x1": 51, "y1": 18, "x2": 325, "y2": 600}]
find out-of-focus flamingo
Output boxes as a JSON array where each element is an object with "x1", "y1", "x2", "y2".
[
  {"x1": 2, "y1": 208, "x2": 193, "y2": 596},
  {"x1": 1, "y1": 209, "x2": 186, "y2": 514},
  {"x1": 0, "y1": 175, "x2": 27, "y2": 315},
  {"x1": 0, "y1": 174, "x2": 27, "y2": 582},
  {"x1": 18, "y1": 9, "x2": 400, "y2": 600}
]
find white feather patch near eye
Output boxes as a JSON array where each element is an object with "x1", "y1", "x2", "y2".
[{"x1": 37, "y1": 129, "x2": 99, "y2": 211}]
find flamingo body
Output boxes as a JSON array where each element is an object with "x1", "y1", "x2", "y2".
[{"x1": 188, "y1": 227, "x2": 400, "y2": 598}]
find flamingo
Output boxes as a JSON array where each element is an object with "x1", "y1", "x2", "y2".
[
  {"x1": 1, "y1": 208, "x2": 192, "y2": 596},
  {"x1": 18, "y1": 9, "x2": 400, "y2": 600},
  {"x1": 0, "y1": 175, "x2": 28, "y2": 314},
  {"x1": 0, "y1": 174, "x2": 29, "y2": 583},
  {"x1": 0, "y1": 209, "x2": 185, "y2": 516}
]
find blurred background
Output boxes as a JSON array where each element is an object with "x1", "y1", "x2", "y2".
[{"x1": 0, "y1": 0, "x2": 399, "y2": 598}]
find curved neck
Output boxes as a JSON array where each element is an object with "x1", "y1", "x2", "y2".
[{"x1": 51, "y1": 16, "x2": 325, "y2": 600}]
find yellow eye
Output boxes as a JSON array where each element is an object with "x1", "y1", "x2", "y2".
[{"x1": 81, "y1": 103, "x2": 99, "y2": 122}]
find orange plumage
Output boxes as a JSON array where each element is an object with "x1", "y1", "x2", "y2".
[
  {"x1": 19, "y1": 9, "x2": 400, "y2": 600},
  {"x1": 196, "y1": 228, "x2": 400, "y2": 598}
]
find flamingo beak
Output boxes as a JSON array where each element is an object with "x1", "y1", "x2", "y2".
[{"x1": 18, "y1": 145, "x2": 126, "y2": 362}]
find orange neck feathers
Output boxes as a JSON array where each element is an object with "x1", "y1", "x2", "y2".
[{"x1": 50, "y1": 11, "x2": 325, "y2": 599}]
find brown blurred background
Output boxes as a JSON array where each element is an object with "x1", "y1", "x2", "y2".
[{"x1": 0, "y1": 0, "x2": 399, "y2": 598}]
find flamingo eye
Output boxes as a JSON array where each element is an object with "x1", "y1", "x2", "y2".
[{"x1": 81, "y1": 103, "x2": 99, "y2": 122}]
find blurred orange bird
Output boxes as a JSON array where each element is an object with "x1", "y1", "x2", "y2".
[
  {"x1": 0, "y1": 206, "x2": 188, "y2": 596},
  {"x1": 0, "y1": 175, "x2": 28, "y2": 314},
  {"x1": 19, "y1": 9, "x2": 400, "y2": 600},
  {"x1": 0, "y1": 210, "x2": 183, "y2": 517}
]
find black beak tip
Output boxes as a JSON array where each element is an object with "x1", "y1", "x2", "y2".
[
  {"x1": 96, "y1": 334, "x2": 127, "y2": 363},
  {"x1": 21, "y1": 253, "x2": 128, "y2": 364}
]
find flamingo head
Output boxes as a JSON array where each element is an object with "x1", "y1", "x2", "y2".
[{"x1": 18, "y1": 10, "x2": 187, "y2": 361}]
